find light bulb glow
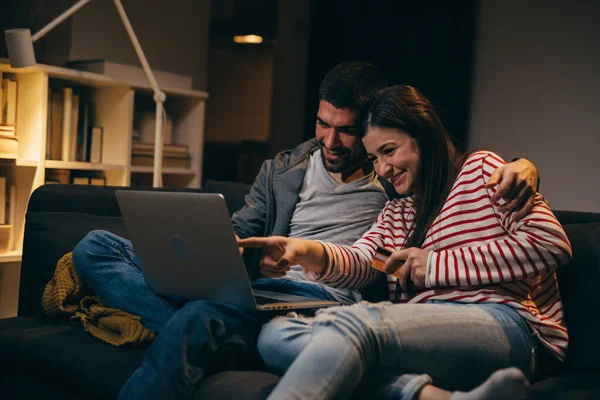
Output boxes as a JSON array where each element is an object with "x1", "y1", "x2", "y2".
[{"x1": 233, "y1": 35, "x2": 263, "y2": 44}]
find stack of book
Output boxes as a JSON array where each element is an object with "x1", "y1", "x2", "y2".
[
  {"x1": 0, "y1": 74, "x2": 18, "y2": 158},
  {"x1": 131, "y1": 142, "x2": 190, "y2": 168},
  {"x1": 45, "y1": 87, "x2": 103, "y2": 163}
]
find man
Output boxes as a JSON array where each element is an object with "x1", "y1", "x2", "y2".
[{"x1": 72, "y1": 61, "x2": 539, "y2": 399}]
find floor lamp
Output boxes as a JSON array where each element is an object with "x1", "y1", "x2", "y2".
[{"x1": 5, "y1": 0, "x2": 165, "y2": 187}]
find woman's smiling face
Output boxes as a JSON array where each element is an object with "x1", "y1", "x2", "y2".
[{"x1": 362, "y1": 127, "x2": 421, "y2": 195}]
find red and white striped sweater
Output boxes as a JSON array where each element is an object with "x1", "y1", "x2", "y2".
[{"x1": 307, "y1": 151, "x2": 572, "y2": 360}]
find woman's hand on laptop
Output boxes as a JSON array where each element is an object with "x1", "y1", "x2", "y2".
[{"x1": 237, "y1": 236, "x2": 327, "y2": 278}]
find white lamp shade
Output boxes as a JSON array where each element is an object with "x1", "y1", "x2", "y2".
[{"x1": 5, "y1": 29, "x2": 37, "y2": 68}]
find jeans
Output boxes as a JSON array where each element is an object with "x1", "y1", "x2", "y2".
[
  {"x1": 258, "y1": 301, "x2": 538, "y2": 400},
  {"x1": 72, "y1": 230, "x2": 357, "y2": 399}
]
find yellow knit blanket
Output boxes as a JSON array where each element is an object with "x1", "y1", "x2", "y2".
[{"x1": 42, "y1": 253, "x2": 156, "y2": 347}]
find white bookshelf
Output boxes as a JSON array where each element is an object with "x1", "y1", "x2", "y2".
[
  {"x1": 0, "y1": 251, "x2": 22, "y2": 263},
  {"x1": 0, "y1": 59, "x2": 208, "y2": 318}
]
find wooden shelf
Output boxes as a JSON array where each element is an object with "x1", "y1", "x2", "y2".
[
  {"x1": 45, "y1": 160, "x2": 125, "y2": 171},
  {"x1": 16, "y1": 159, "x2": 38, "y2": 167},
  {"x1": 130, "y1": 166, "x2": 196, "y2": 175},
  {"x1": 0, "y1": 153, "x2": 17, "y2": 160},
  {"x1": 0, "y1": 250, "x2": 22, "y2": 263},
  {"x1": 0, "y1": 60, "x2": 209, "y2": 99}
]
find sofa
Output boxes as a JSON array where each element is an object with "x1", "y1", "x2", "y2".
[{"x1": 0, "y1": 182, "x2": 599, "y2": 399}]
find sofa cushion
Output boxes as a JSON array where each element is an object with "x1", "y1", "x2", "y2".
[
  {"x1": 193, "y1": 371, "x2": 279, "y2": 400},
  {"x1": 531, "y1": 371, "x2": 600, "y2": 399},
  {"x1": 556, "y1": 222, "x2": 600, "y2": 371},
  {"x1": 0, "y1": 316, "x2": 146, "y2": 399}
]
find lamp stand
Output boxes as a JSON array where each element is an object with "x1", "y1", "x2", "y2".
[{"x1": 17, "y1": 0, "x2": 166, "y2": 187}]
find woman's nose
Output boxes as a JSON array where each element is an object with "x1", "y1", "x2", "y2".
[{"x1": 376, "y1": 159, "x2": 393, "y2": 178}]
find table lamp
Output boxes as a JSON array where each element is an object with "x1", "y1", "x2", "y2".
[{"x1": 4, "y1": 0, "x2": 165, "y2": 187}]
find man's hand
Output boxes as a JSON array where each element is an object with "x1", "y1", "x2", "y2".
[
  {"x1": 383, "y1": 247, "x2": 430, "y2": 290},
  {"x1": 238, "y1": 236, "x2": 326, "y2": 278},
  {"x1": 485, "y1": 158, "x2": 539, "y2": 220},
  {"x1": 234, "y1": 234, "x2": 244, "y2": 255}
]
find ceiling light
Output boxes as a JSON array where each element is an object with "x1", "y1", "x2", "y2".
[{"x1": 233, "y1": 35, "x2": 263, "y2": 44}]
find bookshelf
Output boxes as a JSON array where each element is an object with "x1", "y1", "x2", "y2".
[{"x1": 0, "y1": 59, "x2": 208, "y2": 318}]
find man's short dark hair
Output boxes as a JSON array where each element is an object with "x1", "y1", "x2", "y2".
[{"x1": 318, "y1": 61, "x2": 387, "y2": 114}]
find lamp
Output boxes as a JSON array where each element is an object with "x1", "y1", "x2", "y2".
[{"x1": 4, "y1": 0, "x2": 165, "y2": 187}]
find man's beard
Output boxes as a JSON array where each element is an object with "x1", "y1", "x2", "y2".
[{"x1": 319, "y1": 145, "x2": 366, "y2": 174}]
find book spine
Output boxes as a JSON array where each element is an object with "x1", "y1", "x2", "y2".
[
  {"x1": 8, "y1": 185, "x2": 16, "y2": 250},
  {"x1": 0, "y1": 72, "x2": 4, "y2": 125},
  {"x1": 61, "y1": 88, "x2": 73, "y2": 161},
  {"x1": 90, "y1": 126, "x2": 103, "y2": 163},
  {"x1": 0, "y1": 177, "x2": 5, "y2": 224},
  {"x1": 70, "y1": 94, "x2": 79, "y2": 161}
]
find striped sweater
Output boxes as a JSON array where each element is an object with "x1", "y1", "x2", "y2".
[{"x1": 307, "y1": 151, "x2": 572, "y2": 360}]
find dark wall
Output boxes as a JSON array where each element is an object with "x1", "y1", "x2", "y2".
[
  {"x1": 1, "y1": 0, "x2": 73, "y2": 66},
  {"x1": 304, "y1": 0, "x2": 477, "y2": 151}
]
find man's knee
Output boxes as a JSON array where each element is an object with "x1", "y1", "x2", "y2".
[{"x1": 173, "y1": 300, "x2": 258, "y2": 334}]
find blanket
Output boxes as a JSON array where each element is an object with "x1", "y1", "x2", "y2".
[{"x1": 42, "y1": 252, "x2": 156, "y2": 347}]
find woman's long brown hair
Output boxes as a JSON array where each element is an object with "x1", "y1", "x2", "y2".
[{"x1": 364, "y1": 85, "x2": 470, "y2": 249}]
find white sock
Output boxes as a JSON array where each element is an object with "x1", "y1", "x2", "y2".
[{"x1": 451, "y1": 367, "x2": 529, "y2": 400}]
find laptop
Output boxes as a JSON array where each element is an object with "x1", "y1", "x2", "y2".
[{"x1": 115, "y1": 190, "x2": 340, "y2": 312}]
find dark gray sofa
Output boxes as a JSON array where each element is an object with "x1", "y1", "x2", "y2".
[{"x1": 0, "y1": 183, "x2": 599, "y2": 399}]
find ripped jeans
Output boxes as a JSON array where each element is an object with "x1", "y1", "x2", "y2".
[
  {"x1": 258, "y1": 301, "x2": 538, "y2": 400},
  {"x1": 72, "y1": 230, "x2": 361, "y2": 400}
]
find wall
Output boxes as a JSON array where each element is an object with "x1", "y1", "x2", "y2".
[
  {"x1": 204, "y1": 47, "x2": 273, "y2": 143},
  {"x1": 303, "y1": 0, "x2": 476, "y2": 150},
  {"x1": 268, "y1": 0, "x2": 311, "y2": 156},
  {"x1": 469, "y1": 0, "x2": 600, "y2": 212},
  {"x1": 69, "y1": 0, "x2": 211, "y2": 90}
]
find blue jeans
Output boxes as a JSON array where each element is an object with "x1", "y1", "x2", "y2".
[
  {"x1": 258, "y1": 301, "x2": 538, "y2": 400},
  {"x1": 72, "y1": 230, "x2": 357, "y2": 399}
]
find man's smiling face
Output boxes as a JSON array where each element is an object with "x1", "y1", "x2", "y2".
[{"x1": 315, "y1": 100, "x2": 367, "y2": 174}]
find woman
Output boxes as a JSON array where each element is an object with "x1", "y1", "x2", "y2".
[{"x1": 239, "y1": 85, "x2": 571, "y2": 400}]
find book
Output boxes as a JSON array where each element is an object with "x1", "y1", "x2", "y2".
[
  {"x1": 1, "y1": 78, "x2": 9, "y2": 125},
  {"x1": 49, "y1": 91, "x2": 64, "y2": 160},
  {"x1": 89, "y1": 126, "x2": 103, "y2": 163},
  {"x1": 61, "y1": 88, "x2": 73, "y2": 161},
  {"x1": 90, "y1": 177, "x2": 106, "y2": 186},
  {"x1": 0, "y1": 126, "x2": 16, "y2": 135},
  {"x1": 71, "y1": 177, "x2": 89, "y2": 185},
  {"x1": 0, "y1": 135, "x2": 18, "y2": 157},
  {"x1": 132, "y1": 141, "x2": 189, "y2": 155},
  {"x1": 45, "y1": 89, "x2": 52, "y2": 159},
  {"x1": 0, "y1": 72, "x2": 3, "y2": 124},
  {"x1": 70, "y1": 94, "x2": 79, "y2": 161},
  {"x1": 132, "y1": 154, "x2": 191, "y2": 168},
  {"x1": 45, "y1": 169, "x2": 70, "y2": 184},
  {"x1": 4, "y1": 80, "x2": 17, "y2": 126},
  {"x1": 76, "y1": 102, "x2": 90, "y2": 161},
  {"x1": 0, "y1": 177, "x2": 5, "y2": 224},
  {"x1": 132, "y1": 150, "x2": 189, "y2": 159},
  {"x1": 8, "y1": 185, "x2": 16, "y2": 250}
]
